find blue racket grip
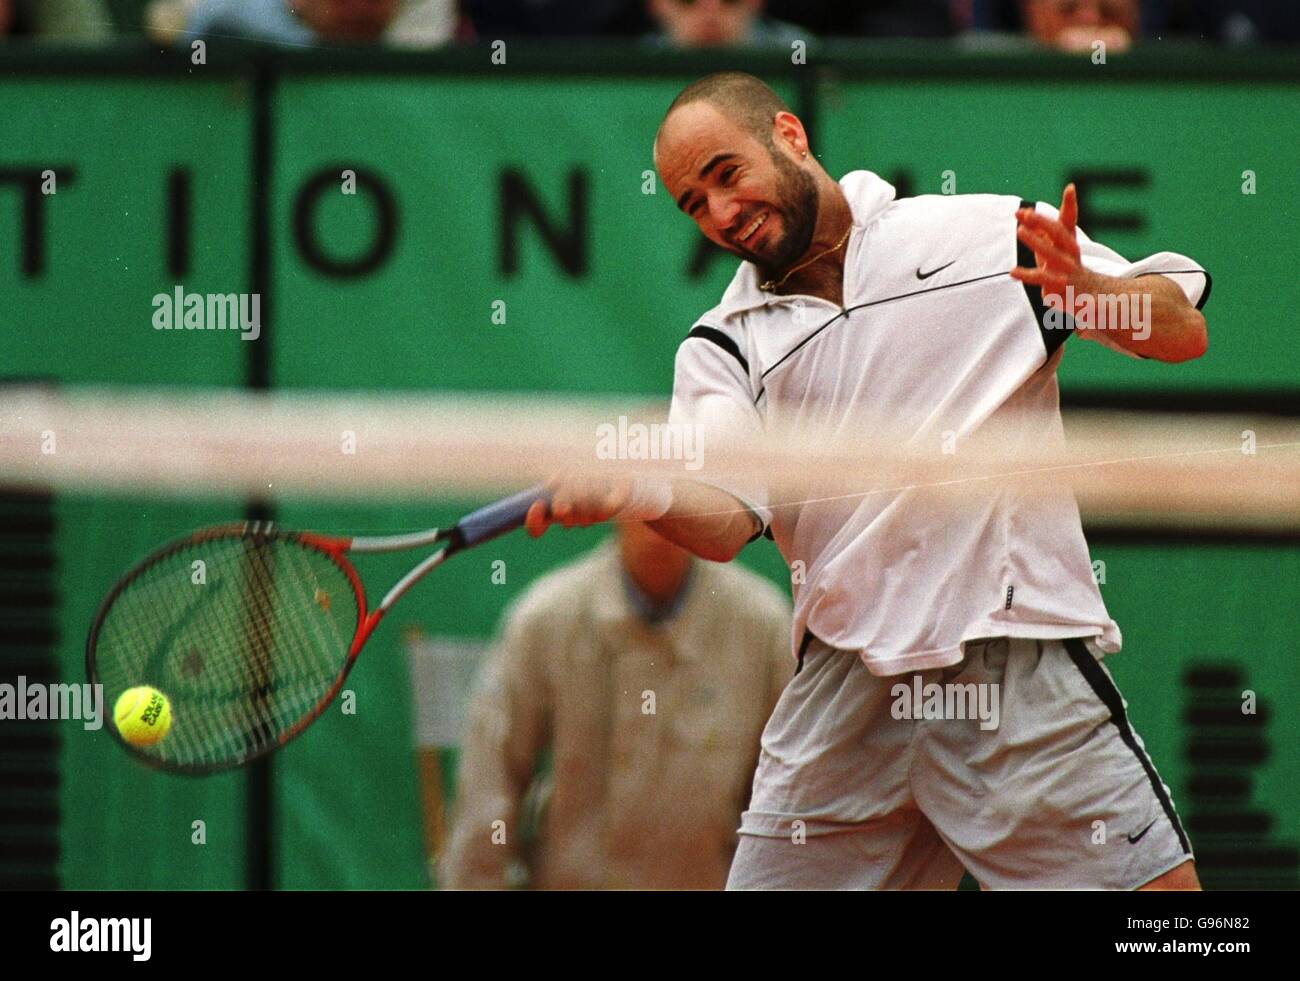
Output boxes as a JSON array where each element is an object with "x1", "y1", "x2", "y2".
[{"x1": 454, "y1": 486, "x2": 551, "y2": 549}]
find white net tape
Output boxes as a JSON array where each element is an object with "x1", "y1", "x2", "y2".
[{"x1": 2, "y1": 386, "x2": 1297, "y2": 530}]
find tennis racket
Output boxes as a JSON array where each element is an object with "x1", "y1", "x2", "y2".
[{"x1": 86, "y1": 486, "x2": 548, "y2": 775}]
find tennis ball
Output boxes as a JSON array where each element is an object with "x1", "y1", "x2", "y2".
[{"x1": 114, "y1": 686, "x2": 172, "y2": 747}]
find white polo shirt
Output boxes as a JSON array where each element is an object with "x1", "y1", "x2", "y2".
[{"x1": 668, "y1": 170, "x2": 1210, "y2": 676}]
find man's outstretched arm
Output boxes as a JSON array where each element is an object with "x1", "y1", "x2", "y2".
[{"x1": 1012, "y1": 183, "x2": 1209, "y2": 363}]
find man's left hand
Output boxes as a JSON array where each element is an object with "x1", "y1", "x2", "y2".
[{"x1": 1011, "y1": 183, "x2": 1104, "y2": 316}]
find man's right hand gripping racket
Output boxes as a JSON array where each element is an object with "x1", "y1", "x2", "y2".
[{"x1": 86, "y1": 487, "x2": 549, "y2": 775}]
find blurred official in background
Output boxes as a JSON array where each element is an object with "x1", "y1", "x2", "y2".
[
  {"x1": 442, "y1": 522, "x2": 791, "y2": 889},
  {"x1": 644, "y1": 0, "x2": 805, "y2": 49}
]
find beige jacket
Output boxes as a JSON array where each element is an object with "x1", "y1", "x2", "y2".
[{"x1": 442, "y1": 540, "x2": 792, "y2": 890}]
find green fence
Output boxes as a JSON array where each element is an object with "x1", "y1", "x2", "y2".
[{"x1": 2, "y1": 43, "x2": 1296, "y2": 889}]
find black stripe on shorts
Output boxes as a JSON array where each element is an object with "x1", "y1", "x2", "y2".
[{"x1": 1063, "y1": 638, "x2": 1191, "y2": 855}]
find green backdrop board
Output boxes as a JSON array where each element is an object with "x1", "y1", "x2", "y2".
[
  {"x1": 0, "y1": 75, "x2": 254, "y2": 887},
  {"x1": 0, "y1": 77, "x2": 253, "y2": 386},
  {"x1": 0, "y1": 46, "x2": 1295, "y2": 889},
  {"x1": 1094, "y1": 545, "x2": 1300, "y2": 889},
  {"x1": 818, "y1": 75, "x2": 1300, "y2": 394},
  {"x1": 270, "y1": 74, "x2": 797, "y2": 394}
]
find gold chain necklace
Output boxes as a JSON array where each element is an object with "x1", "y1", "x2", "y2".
[{"x1": 759, "y1": 223, "x2": 853, "y2": 293}]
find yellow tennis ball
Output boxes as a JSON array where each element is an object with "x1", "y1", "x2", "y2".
[{"x1": 114, "y1": 686, "x2": 172, "y2": 747}]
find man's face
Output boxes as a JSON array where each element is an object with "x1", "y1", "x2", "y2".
[
  {"x1": 618, "y1": 521, "x2": 691, "y2": 582},
  {"x1": 655, "y1": 102, "x2": 818, "y2": 270},
  {"x1": 649, "y1": 0, "x2": 762, "y2": 48},
  {"x1": 1022, "y1": 0, "x2": 1138, "y2": 50},
  {"x1": 293, "y1": 0, "x2": 399, "y2": 43}
]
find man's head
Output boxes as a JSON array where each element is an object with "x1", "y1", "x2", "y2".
[
  {"x1": 291, "y1": 0, "x2": 399, "y2": 43},
  {"x1": 617, "y1": 521, "x2": 693, "y2": 603},
  {"x1": 648, "y1": 0, "x2": 763, "y2": 48},
  {"x1": 654, "y1": 72, "x2": 820, "y2": 271},
  {"x1": 1020, "y1": 0, "x2": 1138, "y2": 52}
]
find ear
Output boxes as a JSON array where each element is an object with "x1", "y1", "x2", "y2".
[{"x1": 772, "y1": 111, "x2": 808, "y2": 158}]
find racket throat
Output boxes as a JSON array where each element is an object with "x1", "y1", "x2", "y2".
[
  {"x1": 351, "y1": 609, "x2": 388, "y2": 657},
  {"x1": 348, "y1": 547, "x2": 451, "y2": 657}
]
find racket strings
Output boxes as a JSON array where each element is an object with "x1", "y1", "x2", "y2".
[
  {"x1": 229, "y1": 541, "x2": 350, "y2": 748},
  {"x1": 99, "y1": 542, "x2": 258, "y2": 765},
  {"x1": 127, "y1": 540, "x2": 348, "y2": 765},
  {"x1": 94, "y1": 533, "x2": 359, "y2": 769}
]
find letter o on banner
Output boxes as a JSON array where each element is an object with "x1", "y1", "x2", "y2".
[{"x1": 294, "y1": 166, "x2": 397, "y2": 278}]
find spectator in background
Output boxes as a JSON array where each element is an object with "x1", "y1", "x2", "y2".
[
  {"x1": 177, "y1": 0, "x2": 457, "y2": 47},
  {"x1": 442, "y1": 521, "x2": 791, "y2": 889},
  {"x1": 0, "y1": 0, "x2": 112, "y2": 41},
  {"x1": 964, "y1": 0, "x2": 1139, "y2": 51},
  {"x1": 464, "y1": 0, "x2": 957, "y2": 39},
  {"x1": 645, "y1": 0, "x2": 806, "y2": 49},
  {"x1": 972, "y1": 0, "x2": 1300, "y2": 45},
  {"x1": 1020, "y1": 0, "x2": 1138, "y2": 52},
  {"x1": 1168, "y1": 1, "x2": 1300, "y2": 46}
]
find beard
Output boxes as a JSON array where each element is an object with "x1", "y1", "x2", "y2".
[{"x1": 729, "y1": 149, "x2": 819, "y2": 274}]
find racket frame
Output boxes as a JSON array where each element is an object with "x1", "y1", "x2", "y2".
[{"x1": 86, "y1": 487, "x2": 545, "y2": 775}]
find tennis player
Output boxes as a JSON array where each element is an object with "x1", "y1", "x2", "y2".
[{"x1": 525, "y1": 72, "x2": 1210, "y2": 890}]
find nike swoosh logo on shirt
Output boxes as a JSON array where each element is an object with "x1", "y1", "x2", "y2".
[
  {"x1": 1127, "y1": 820, "x2": 1158, "y2": 844},
  {"x1": 915, "y1": 261, "x2": 955, "y2": 280}
]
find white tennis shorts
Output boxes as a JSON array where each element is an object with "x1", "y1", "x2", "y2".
[{"x1": 727, "y1": 635, "x2": 1193, "y2": 890}]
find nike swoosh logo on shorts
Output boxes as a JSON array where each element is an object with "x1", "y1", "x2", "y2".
[
  {"x1": 1127, "y1": 820, "x2": 1158, "y2": 844},
  {"x1": 916, "y1": 261, "x2": 955, "y2": 280}
]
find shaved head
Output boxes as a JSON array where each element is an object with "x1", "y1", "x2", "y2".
[{"x1": 657, "y1": 72, "x2": 791, "y2": 151}]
